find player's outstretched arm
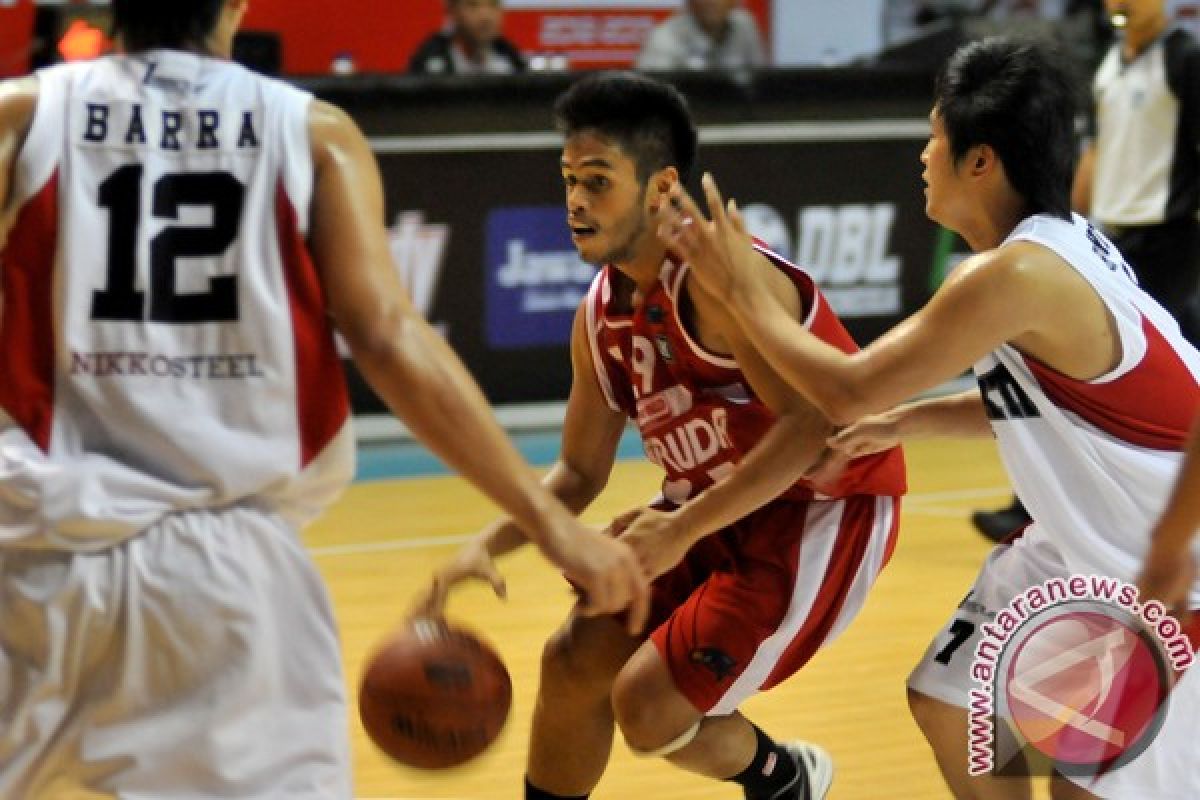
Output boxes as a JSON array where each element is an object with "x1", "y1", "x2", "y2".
[
  {"x1": 415, "y1": 305, "x2": 634, "y2": 621},
  {"x1": 1138, "y1": 426, "x2": 1200, "y2": 615},
  {"x1": 306, "y1": 101, "x2": 648, "y2": 632},
  {"x1": 657, "y1": 173, "x2": 1047, "y2": 425},
  {"x1": 825, "y1": 390, "x2": 993, "y2": 460}
]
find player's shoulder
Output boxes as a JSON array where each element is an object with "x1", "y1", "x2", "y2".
[
  {"x1": 0, "y1": 75, "x2": 40, "y2": 128},
  {"x1": 306, "y1": 98, "x2": 371, "y2": 169}
]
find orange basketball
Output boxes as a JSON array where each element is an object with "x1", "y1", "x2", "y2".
[{"x1": 358, "y1": 619, "x2": 512, "y2": 769}]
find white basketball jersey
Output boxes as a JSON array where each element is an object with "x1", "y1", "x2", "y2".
[
  {"x1": 974, "y1": 213, "x2": 1200, "y2": 605},
  {"x1": 0, "y1": 52, "x2": 353, "y2": 550}
]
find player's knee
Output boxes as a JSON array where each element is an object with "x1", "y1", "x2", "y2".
[
  {"x1": 610, "y1": 669, "x2": 656, "y2": 748},
  {"x1": 907, "y1": 686, "x2": 940, "y2": 735},
  {"x1": 610, "y1": 666, "x2": 695, "y2": 754}
]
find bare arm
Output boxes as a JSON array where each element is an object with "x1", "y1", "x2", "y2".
[
  {"x1": 826, "y1": 390, "x2": 992, "y2": 461},
  {"x1": 306, "y1": 101, "x2": 647, "y2": 625},
  {"x1": 1138, "y1": 426, "x2": 1200, "y2": 613},
  {"x1": 414, "y1": 305, "x2": 634, "y2": 616},
  {"x1": 464, "y1": 305, "x2": 632, "y2": 561},
  {"x1": 659, "y1": 174, "x2": 1069, "y2": 426},
  {"x1": 620, "y1": 266, "x2": 835, "y2": 578},
  {"x1": 0, "y1": 77, "x2": 38, "y2": 251},
  {"x1": 672, "y1": 273, "x2": 833, "y2": 537}
]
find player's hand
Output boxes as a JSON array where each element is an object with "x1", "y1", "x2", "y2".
[
  {"x1": 618, "y1": 508, "x2": 692, "y2": 582},
  {"x1": 603, "y1": 507, "x2": 642, "y2": 538},
  {"x1": 410, "y1": 538, "x2": 507, "y2": 620},
  {"x1": 558, "y1": 523, "x2": 650, "y2": 636},
  {"x1": 656, "y1": 172, "x2": 757, "y2": 301},
  {"x1": 1137, "y1": 537, "x2": 1196, "y2": 620},
  {"x1": 805, "y1": 446, "x2": 852, "y2": 492},
  {"x1": 825, "y1": 413, "x2": 902, "y2": 459}
]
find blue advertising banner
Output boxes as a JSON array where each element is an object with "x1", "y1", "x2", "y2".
[{"x1": 484, "y1": 206, "x2": 596, "y2": 349}]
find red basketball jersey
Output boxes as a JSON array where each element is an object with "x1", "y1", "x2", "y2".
[{"x1": 584, "y1": 243, "x2": 906, "y2": 505}]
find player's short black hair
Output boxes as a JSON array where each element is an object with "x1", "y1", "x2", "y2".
[
  {"x1": 935, "y1": 36, "x2": 1078, "y2": 220},
  {"x1": 554, "y1": 71, "x2": 698, "y2": 183},
  {"x1": 112, "y1": 0, "x2": 225, "y2": 52}
]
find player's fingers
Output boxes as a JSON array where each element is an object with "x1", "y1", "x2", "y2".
[
  {"x1": 727, "y1": 197, "x2": 748, "y2": 237},
  {"x1": 658, "y1": 216, "x2": 700, "y2": 259},
  {"x1": 412, "y1": 575, "x2": 448, "y2": 619},
  {"x1": 480, "y1": 562, "x2": 508, "y2": 601},
  {"x1": 702, "y1": 173, "x2": 728, "y2": 230},
  {"x1": 669, "y1": 182, "x2": 709, "y2": 231}
]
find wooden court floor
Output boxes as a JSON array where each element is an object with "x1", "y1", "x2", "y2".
[{"x1": 305, "y1": 436, "x2": 1055, "y2": 800}]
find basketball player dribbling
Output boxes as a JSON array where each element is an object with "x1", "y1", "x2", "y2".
[
  {"x1": 0, "y1": 2, "x2": 648, "y2": 797},
  {"x1": 659, "y1": 36, "x2": 1200, "y2": 800},
  {"x1": 419, "y1": 71, "x2": 906, "y2": 800}
]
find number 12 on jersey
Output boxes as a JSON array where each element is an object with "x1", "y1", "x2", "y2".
[{"x1": 91, "y1": 165, "x2": 245, "y2": 324}]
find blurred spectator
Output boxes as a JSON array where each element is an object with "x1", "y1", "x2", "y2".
[
  {"x1": 409, "y1": 0, "x2": 526, "y2": 76},
  {"x1": 635, "y1": 0, "x2": 767, "y2": 71},
  {"x1": 1073, "y1": 0, "x2": 1200, "y2": 344}
]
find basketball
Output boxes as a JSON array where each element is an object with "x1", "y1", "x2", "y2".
[{"x1": 358, "y1": 618, "x2": 513, "y2": 769}]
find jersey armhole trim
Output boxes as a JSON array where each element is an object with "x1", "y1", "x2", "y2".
[{"x1": 584, "y1": 271, "x2": 621, "y2": 412}]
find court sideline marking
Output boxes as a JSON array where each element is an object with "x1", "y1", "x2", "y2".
[{"x1": 309, "y1": 485, "x2": 1011, "y2": 557}]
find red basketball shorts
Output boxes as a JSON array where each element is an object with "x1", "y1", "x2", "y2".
[{"x1": 648, "y1": 494, "x2": 901, "y2": 715}]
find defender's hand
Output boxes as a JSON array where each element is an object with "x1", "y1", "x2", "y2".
[
  {"x1": 558, "y1": 523, "x2": 650, "y2": 636},
  {"x1": 410, "y1": 538, "x2": 506, "y2": 620}
]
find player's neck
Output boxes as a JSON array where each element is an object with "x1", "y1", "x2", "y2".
[{"x1": 612, "y1": 243, "x2": 669, "y2": 299}]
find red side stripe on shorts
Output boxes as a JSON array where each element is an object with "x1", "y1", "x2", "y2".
[
  {"x1": 275, "y1": 181, "x2": 349, "y2": 467},
  {"x1": 0, "y1": 171, "x2": 59, "y2": 452}
]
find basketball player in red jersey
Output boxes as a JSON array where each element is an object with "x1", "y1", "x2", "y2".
[
  {"x1": 659, "y1": 37, "x2": 1200, "y2": 800},
  {"x1": 419, "y1": 71, "x2": 905, "y2": 800},
  {"x1": 0, "y1": 1, "x2": 647, "y2": 796}
]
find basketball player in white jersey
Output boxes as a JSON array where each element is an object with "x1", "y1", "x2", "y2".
[
  {"x1": 0, "y1": 1, "x2": 648, "y2": 797},
  {"x1": 658, "y1": 36, "x2": 1200, "y2": 800}
]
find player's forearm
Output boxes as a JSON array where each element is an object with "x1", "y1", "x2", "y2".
[
  {"x1": 354, "y1": 311, "x2": 577, "y2": 560},
  {"x1": 885, "y1": 390, "x2": 992, "y2": 440},
  {"x1": 671, "y1": 412, "x2": 829, "y2": 545},
  {"x1": 726, "y1": 283, "x2": 877, "y2": 425},
  {"x1": 472, "y1": 459, "x2": 607, "y2": 559},
  {"x1": 1149, "y1": 428, "x2": 1200, "y2": 551}
]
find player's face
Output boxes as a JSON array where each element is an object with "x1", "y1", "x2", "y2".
[
  {"x1": 688, "y1": 0, "x2": 736, "y2": 31},
  {"x1": 453, "y1": 0, "x2": 503, "y2": 47},
  {"x1": 561, "y1": 131, "x2": 652, "y2": 266},
  {"x1": 1104, "y1": 0, "x2": 1166, "y2": 33},
  {"x1": 920, "y1": 109, "x2": 967, "y2": 228}
]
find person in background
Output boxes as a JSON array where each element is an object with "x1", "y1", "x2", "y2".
[
  {"x1": 635, "y1": 0, "x2": 767, "y2": 71},
  {"x1": 408, "y1": 0, "x2": 526, "y2": 76},
  {"x1": 1072, "y1": 0, "x2": 1200, "y2": 346}
]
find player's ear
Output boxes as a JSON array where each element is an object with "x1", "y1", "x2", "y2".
[
  {"x1": 970, "y1": 144, "x2": 996, "y2": 175},
  {"x1": 650, "y1": 166, "x2": 680, "y2": 208}
]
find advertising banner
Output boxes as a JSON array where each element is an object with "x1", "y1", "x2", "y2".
[
  {"x1": 350, "y1": 120, "x2": 939, "y2": 412},
  {"x1": 501, "y1": 0, "x2": 771, "y2": 69}
]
